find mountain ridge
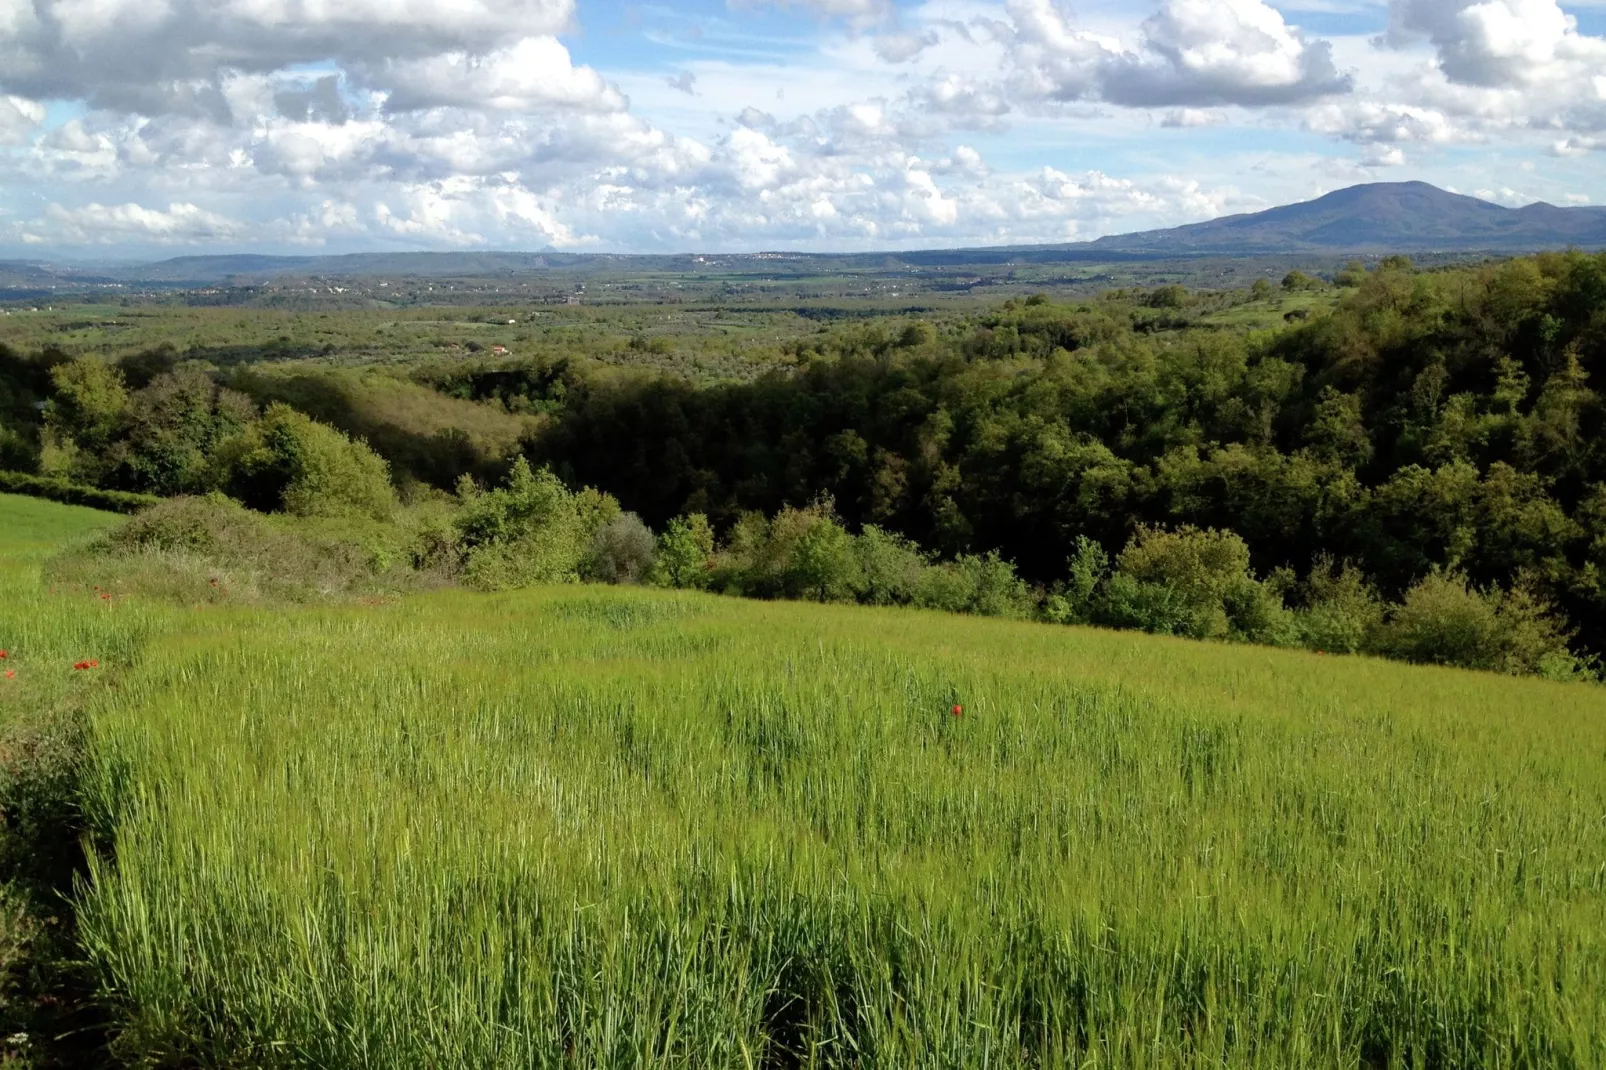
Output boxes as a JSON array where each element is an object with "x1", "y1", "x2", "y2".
[{"x1": 11, "y1": 183, "x2": 1606, "y2": 285}]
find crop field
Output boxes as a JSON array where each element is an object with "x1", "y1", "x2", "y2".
[{"x1": 1, "y1": 495, "x2": 1604, "y2": 1067}]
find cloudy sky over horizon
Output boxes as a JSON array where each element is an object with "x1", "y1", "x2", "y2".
[{"x1": 0, "y1": 0, "x2": 1603, "y2": 256}]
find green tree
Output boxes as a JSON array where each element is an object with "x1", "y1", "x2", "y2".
[
  {"x1": 219, "y1": 404, "x2": 395, "y2": 519},
  {"x1": 790, "y1": 515, "x2": 861, "y2": 602},
  {"x1": 652, "y1": 514, "x2": 716, "y2": 589}
]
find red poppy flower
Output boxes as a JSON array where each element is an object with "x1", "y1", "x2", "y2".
[
  {"x1": 0, "y1": 650, "x2": 7, "y2": 659},
  {"x1": 73, "y1": 660, "x2": 99, "y2": 671},
  {"x1": 951, "y1": 704, "x2": 963, "y2": 717},
  {"x1": 100, "y1": 593, "x2": 111, "y2": 601},
  {"x1": 3, "y1": 670, "x2": 13, "y2": 680}
]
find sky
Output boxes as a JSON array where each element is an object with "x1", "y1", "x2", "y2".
[{"x1": 0, "y1": 0, "x2": 1603, "y2": 257}]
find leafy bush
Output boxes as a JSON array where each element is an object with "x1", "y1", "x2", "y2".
[
  {"x1": 1045, "y1": 536, "x2": 1110, "y2": 625},
  {"x1": 584, "y1": 512, "x2": 656, "y2": 584},
  {"x1": 76, "y1": 494, "x2": 433, "y2": 603},
  {"x1": 788, "y1": 514, "x2": 861, "y2": 602},
  {"x1": 218, "y1": 404, "x2": 395, "y2": 520},
  {"x1": 0, "y1": 470, "x2": 160, "y2": 514},
  {"x1": 915, "y1": 553, "x2": 1033, "y2": 618},
  {"x1": 0, "y1": 419, "x2": 36, "y2": 472},
  {"x1": 1295, "y1": 558, "x2": 1385, "y2": 654},
  {"x1": 454, "y1": 458, "x2": 611, "y2": 591},
  {"x1": 854, "y1": 525, "x2": 929, "y2": 606},
  {"x1": 1377, "y1": 571, "x2": 1584, "y2": 676},
  {"x1": 1101, "y1": 526, "x2": 1291, "y2": 642},
  {"x1": 651, "y1": 514, "x2": 716, "y2": 590}
]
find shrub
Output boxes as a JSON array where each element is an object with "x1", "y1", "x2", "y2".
[
  {"x1": 1044, "y1": 536, "x2": 1109, "y2": 625},
  {"x1": 651, "y1": 514, "x2": 716, "y2": 590},
  {"x1": 1296, "y1": 558, "x2": 1385, "y2": 654},
  {"x1": 80, "y1": 494, "x2": 431, "y2": 603},
  {"x1": 454, "y1": 458, "x2": 596, "y2": 590},
  {"x1": 218, "y1": 404, "x2": 395, "y2": 520},
  {"x1": 789, "y1": 515, "x2": 861, "y2": 603},
  {"x1": 854, "y1": 525, "x2": 928, "y2": 606},
  {"x1": 0, "y1": 471, "x2": 159, "y2": 515},
  {"x1": 914, "y1": 553, "x2": 1032, "y2": 618},
  {"x1": 585, "y1": 512, "x2": 656, "y2": 584},
  {"x1": 1102, "y1": 526, "x2": 1290, "y2": 642},
  {"x1": 1376, "y1": 570, "x2": 1583, "y2": 675},
  {"x1": 0, "y1": 420, "x2": 35, "y2": 472},
  {"x1": 718, "y1": 501, "x2": 850, "y2": 601},
  {"x1": 1147, "y1": 285, "x2": 1188, "y2": 309}
]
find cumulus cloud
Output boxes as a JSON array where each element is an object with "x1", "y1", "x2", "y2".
[
  {"x1": 1161, "y1": 107, "x2": 1226, "y2": 127},
  {"x1": 1388, "y1": 0, "x2": 1606, "y2": 89},
  {"x1": 1304, "y1": 101, "x2": 1466, "y2": 145},
  {"x1": 42, "y1": 200, "x2": 243, "y2": 243},
  {"x1": 0, "y1": 95, "x2": 44, "y2": 145},
  {"x1": 873, "y1": 30, "x2": 939, "y2": 63},
  {"x1": 0, "y1": 0, "x2": 576, "y2": 111},
  {"x1": 2, "y1": 0, "x2": 1602, "y2": 254},
  {"x1": 374, "y1": 37, "x2": 625, "y2": 113},
  {"x1": 1006, "y1": 0, "x2": 1351, "y2": 108}
]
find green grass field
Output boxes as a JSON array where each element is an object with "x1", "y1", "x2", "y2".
[{"x1": 2, "y1": 495, "x2": 1604, "y2": 1067}]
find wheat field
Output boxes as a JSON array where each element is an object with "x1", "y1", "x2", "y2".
[{"x1": 2, "y1": 493, "x2": 1604, "y2": 1067}]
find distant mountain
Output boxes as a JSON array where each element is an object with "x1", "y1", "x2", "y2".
[
  {"x1": 9, "y1": 184, "x2": 1605, "y2": 288},
  {"x1": 1088, "y1": 182, "x2": 1606, "y2": 254}
]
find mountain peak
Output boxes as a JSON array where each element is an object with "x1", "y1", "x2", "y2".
[{"x1": 1094, "y1": 182, "x2": 1606, "y2": 254}]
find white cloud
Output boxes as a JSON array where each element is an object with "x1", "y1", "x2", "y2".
[
  {"x1": 1006, "y1": 0, "x2": 1352, "y2": 108},
  {"x1": 1161, "y1": 107, "x2": 1226, "y2": 126},
  {"x1": 0, "y1": 95, "x2": 43, "y2": 145},
  {"x1": 41, "y1": 200, "x2": 243, "y2": 242},
  {"x1": 873, "y1": 30, "x2": 940, "y2": 62},
  {"x1": 1388, "y1": 0, "x2": 1606, "y2": 88},
  {"x1": 0, "y1": 0, "x2": 576, "y2": 114},
  {"x1": 374, "y1": 37, "x2": 624, "y2": 113}
]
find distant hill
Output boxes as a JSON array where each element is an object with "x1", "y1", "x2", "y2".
[
  {"x1": 11, "y1": 183, "x2": 1606, "y2": 287},
  {"x1": 1086, "y1": 182, "x2": 1606, "y2": 255}
]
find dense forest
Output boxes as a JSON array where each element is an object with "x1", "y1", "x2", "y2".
[{"x1": 5, "y1": 251, "x2": 1605, "y2": 676}]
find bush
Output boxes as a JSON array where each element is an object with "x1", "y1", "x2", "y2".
[
  {"x1": 454, "y1": 458, "x2": 599, "y2": 591},
  {"x1": 0, "y1": 470, "x2": 160, "y2": 514},
  {"x1": 585, "y1": 512, "x2": 656, "y2": 584},
  {"x1": 718, "y1": 501, "x2": 849, "y2": 600},
  {"x1": 651, "y1": 514, "x2": 716, "y2": 590},
  {"x1": 855, "y1": 525, "x2": 929, "y2": 606},
  {"x1": 1147, "y1": 285, "x2": 1188, "y2": 309},
  {"x1": 1102, "y1": 526, "x2": 1290, "y2": 642},
  {"x1": 218, "y1": 404, "x2": 395, "y2": 520},
  {"x1": 1376, "y1": 570, "x2": 1583, "y2": 676},
  {"x1": 0, "y1": 420, "x2": 35, "y2": 472},
  {"x1": 1295, "y1": 559, "x2": 1384, "y2": 654},
  {"x1": 79, "y1": 494, "x2": 433, "y2": 603},
  {"x1": 1044, "y1": 536, "x2": 1109, "y2": 625},
  {"x1": 789, "y1": 515, "x2": 861, "y2": 602}
]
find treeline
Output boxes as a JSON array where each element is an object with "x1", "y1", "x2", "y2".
[
  {"x1": 436, "y1": 252, "x2": 1606, "y2": 663},
  {"x1": 4, "y1": 251, "x2": 1605, "y2": 678}
]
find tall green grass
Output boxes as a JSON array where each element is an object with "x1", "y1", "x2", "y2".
[{"x1": 60, "y1": 580, "x2": 1606, "y2": 1067}]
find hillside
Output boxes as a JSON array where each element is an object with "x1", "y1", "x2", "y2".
[
  {"x1": 2, "y1": 495, "x2": 1603, "y2": 1066},
  {"x1": 1089, "y1": 181, "x2": 1606, "y2": 254}
]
